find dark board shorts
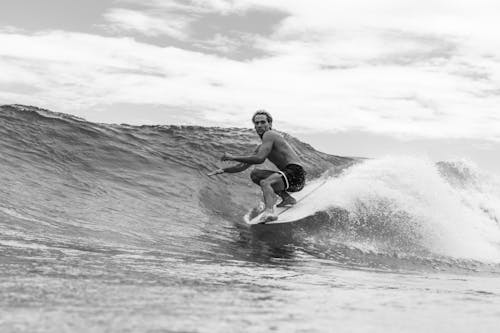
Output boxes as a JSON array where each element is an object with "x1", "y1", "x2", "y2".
[{"x1": 278, "y1": 164, "x2": 306, "y2": 192}]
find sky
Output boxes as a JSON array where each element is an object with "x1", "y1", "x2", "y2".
[{"x1": 1, "y1": 0, "x2": 500, "y2": 173}]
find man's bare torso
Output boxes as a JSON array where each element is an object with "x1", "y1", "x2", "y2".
[{"x1": 258, "y1": 130, "x2": 301, "y2": 170}]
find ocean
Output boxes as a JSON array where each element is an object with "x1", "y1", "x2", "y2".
[{"x1": 1, "y1": 104, "x2": 499, "y2": 332}]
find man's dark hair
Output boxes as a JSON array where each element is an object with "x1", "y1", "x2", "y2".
[{"x1": 252, "y1": 110, "x2": 273, "y2": 125}]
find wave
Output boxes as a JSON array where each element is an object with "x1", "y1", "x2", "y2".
[
  {"x1": 1, "y1": 104, "x2": 500, "y2": 271},
  {"x1": 265, "y1": 157, "x2": 500, "y2": 265},
  {"x1": 0, "y1": 105, "x2": 350, "y2": 254}
]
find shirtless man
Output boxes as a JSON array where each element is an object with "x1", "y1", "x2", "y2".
[{"x1": 208, "y1": 110, "x2": 306, "y2": 223}]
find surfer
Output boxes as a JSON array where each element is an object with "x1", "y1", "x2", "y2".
[{"x1": 207, "y1": 110, "x2": 306, "y2": 223}]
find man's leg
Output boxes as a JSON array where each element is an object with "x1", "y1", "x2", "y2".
[
  {"x1": 276, "y1": 191, "x2": 296, "y2": 207},
  {"x1": 250, "y1": 169, "x2": 295, "y2": 206},
  {"x1": 250, "y1": 169, "x2": 275, "y2": 186},
  {"x1": 259, "y1": 173, "x2": 286, "y2": 213}
]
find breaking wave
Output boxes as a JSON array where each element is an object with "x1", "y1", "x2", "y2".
[{"x1": 1, "y1": 104, "x2": 500, "y2": 273}]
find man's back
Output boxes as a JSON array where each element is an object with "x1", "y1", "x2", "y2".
[{"x1": 261, "y1": 130, "x2": 301, "y2": 169}]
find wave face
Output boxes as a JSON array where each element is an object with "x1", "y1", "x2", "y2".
[
  {"x1": 1, "y1": 105, "x2": 500, "y2": 272},
  {"x1": 0, "y1": 105, "x2": 351, "y2": 258}
]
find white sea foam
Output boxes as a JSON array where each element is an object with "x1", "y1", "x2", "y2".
[{"x1": 294, "y1": 156, "x2": 500, "y2": 262}]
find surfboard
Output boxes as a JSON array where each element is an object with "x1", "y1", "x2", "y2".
[{"x1": 244, "y1": 178, "x2": 328, "y2": 225}]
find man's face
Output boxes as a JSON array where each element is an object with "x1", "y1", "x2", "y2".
[{"x1": 253, "y1": 115, "x2": 271, "y2": 136}]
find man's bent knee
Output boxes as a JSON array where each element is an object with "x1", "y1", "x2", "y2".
[
  {"x1": 251, "y1": 169, "x2": 274, "y2": 185},
  {"x1": 259, "y1": 179, "x2": 270, "y2": 187},
  {"x1": 259, "y1": 174, "x2": 284, "y2": 189},
  {"x1": 250, "y1": 170, "x2": 261, "y2": 185}
]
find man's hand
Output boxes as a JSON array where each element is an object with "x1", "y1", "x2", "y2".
[
  {"x1": 221, "y1": 152, "x2": 235, "y2": 161},
  {"x1": 207, "y1": 168, "x2": 224, "y2": 177}
]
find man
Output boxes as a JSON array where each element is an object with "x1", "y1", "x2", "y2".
[{"x1": 208, "y1": 110, "x2": 306, "y2": 223}]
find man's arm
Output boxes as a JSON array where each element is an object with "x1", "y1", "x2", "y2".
[
  {"x1": 222, "y1": 132, "x2": 274, "y2": 164},
  {"x1": 207, "y1": 163, "x2": 251, "y2": 176},
  {"x1": 207, "y1": 145, "x2": 260, "y2": 177}
]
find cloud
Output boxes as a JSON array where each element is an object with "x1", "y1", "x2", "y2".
[
  {"x1": 102, "y1": 1, "x2": 247, "y2": 40},
  {"x1": 1, "y1": 1, "x2": 500, "y2": 143},
  {"x1": 103, "y1": 0, "x2": 288, "y2": 60},
  {"x1": 103, "y1": 8, "x2": 192, "y2": 39},
  {"x1": 0, "y1": 26, "x2": 25, "y2": 33},
  {"x1": 115, "y1": 0, "x2": 278, "y2": 15}
]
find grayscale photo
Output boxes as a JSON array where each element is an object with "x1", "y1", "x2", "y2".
[{"x1": 1, "y1": 1, "x2": 500, "y2": 332}]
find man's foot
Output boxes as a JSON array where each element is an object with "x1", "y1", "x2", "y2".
[
  {"x1": 249, "y1": 202, "x2": 265, "y2": 219},
  {"x1": 257, "y1": 212, "x2": 278, "y2": 224},
  {"x1": 277, "y1": 195, "x2": 296, "y2": 208}
]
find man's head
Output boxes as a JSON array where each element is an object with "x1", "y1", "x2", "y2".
[{"x1": 252, "y1": 110, "x2": 272, "y2": 137}]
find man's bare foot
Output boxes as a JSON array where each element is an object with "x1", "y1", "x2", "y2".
[
  {"x1": 277, "y1": 195, "x2": 296, "y2": 207},
  {"x1": 257, "y1": 211, "x2": 278, "y2": 224},
  {"x1": 250, "y1": 202, "x2": 265, "y2": 219}
]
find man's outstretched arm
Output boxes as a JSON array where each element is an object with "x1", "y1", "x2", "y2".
[
  {"x1": 222, "y1": 133, "x2": 273, "y2": 164},
  {"x1": 207, "y1": 163, "x2": 251, "y2": 176}
]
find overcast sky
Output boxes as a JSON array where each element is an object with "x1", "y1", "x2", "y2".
[{"x1": 1, "y1": 0, "x2": 500, "y2": 173}]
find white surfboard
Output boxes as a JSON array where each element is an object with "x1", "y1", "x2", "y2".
[{"x1": 244, "y1": 178, "x2": 328, "y2": 225}]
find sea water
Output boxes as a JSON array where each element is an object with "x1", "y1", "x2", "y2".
[{"x1": 1, "y1": 105, "x2": 499, "y2": 332}]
